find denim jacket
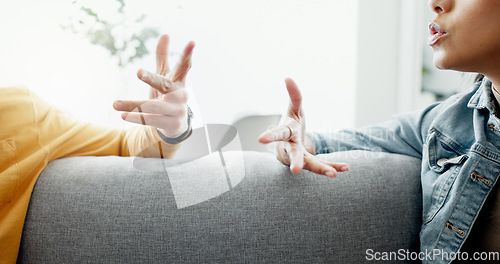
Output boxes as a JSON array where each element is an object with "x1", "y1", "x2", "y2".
[{"x1": 309, "y1": 78, "x2": 500, "y2": 264}]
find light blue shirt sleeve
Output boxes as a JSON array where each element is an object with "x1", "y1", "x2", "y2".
[{"x1": 308, "y1": 102, "x2": 443, "y2": 159}]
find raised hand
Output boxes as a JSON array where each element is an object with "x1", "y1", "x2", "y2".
[
  {"x1": 113, "y1": 34, "x2": 195, "y2": 138},
  {"x1": 258, "y1": 78, "x2": 349, "y2": 178}
]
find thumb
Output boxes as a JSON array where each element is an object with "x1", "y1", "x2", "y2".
[{"x1": 285, "y1": 78, "x2": 302, "y2": 115}]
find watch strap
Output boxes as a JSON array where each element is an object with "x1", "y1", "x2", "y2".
[{"x1": 157, "y1": 106, "x2": 193, "y2": 144}]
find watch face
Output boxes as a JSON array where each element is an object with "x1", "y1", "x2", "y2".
[{"x1": 133, "y1": 124, "x2": 244, "y2": 209}]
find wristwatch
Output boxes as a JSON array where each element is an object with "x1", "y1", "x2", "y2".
[{"x1": 157, "y1": 106, "x2": 193, "y2": 144}]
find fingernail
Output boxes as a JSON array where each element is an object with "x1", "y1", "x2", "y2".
[
  {"x1": 114, "y1": 101, "x2": 122, "y2": 109},
  {"x1": 326, "y1": 171, "x2": 336, "y2": 178},
  {"x1": 340, "y1": 166, "x2": 350, "y2": 172},
  {"x1": 290, "y1": 165, "x2": 302, "y2": 175},
  {"x1": 141, "y1": 70, "x2": 150, "y2": 80},
  {"x1": 261, "y1": 134, "x2": 275, "y2": 142}
]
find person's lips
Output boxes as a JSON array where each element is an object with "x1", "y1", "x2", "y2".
[{"x1": 428, "y1": 22, "x2": 447, "y2": 46}]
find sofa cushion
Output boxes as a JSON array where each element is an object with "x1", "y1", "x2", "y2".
[{"x1": 19, "y1": 150, "x2": 422, "y2": 263}]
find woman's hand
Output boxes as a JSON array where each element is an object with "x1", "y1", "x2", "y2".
[
  {"x1": 258, "y1": 78, "x2": 349, "y2": 178},
  {"x1": 113, "y1": 34, "x2": 195, "y2": 138}
]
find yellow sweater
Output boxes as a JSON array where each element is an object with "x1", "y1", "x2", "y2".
[{"x1": 0, "y1": 86, "x2": 179, "y2": 264}]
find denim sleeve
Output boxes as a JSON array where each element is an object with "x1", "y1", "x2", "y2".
[{"x1": 308, "y1": 102, "x2": 442, "y2": 159}]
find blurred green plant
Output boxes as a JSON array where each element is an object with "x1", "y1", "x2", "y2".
[{"x1": 61, "y1": 0, "x2": 159, "y2": 67}]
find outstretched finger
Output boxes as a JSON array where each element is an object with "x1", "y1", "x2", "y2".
[
  {"x1": 286, "y1": 143, "x2": 304, "y2": 174},
  {"x1": 151, "y1": 34, "x2": 171, "y2": 99},
  {"x1": 321, "y1": 161, "x2": 350, "y2": 173},
  {"x1": 258, "y1": 126, "x2": 293, "y2": 144},
  {"x1": 156, "y1": 34, "x2": 170, "y2": 76},
  {"x1": 113, "y1": 100, "x2": 185, "y2": 116},
  {"x1": 285, "y1": 78, "x2": 302, "y2": 116},
  {"x1": 138, "y1": 69, "x2": 175, "y2": 94},
  {"x1": 303, "y1": 154, "x2": 340, "y2": 178},
  {"x1": 170, "y1": 41, "x2": 195, "y2": 83}
]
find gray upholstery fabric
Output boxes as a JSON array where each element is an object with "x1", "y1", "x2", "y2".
[{"x1": 18, "y1": 151, "x2": 422, "y2": 263}]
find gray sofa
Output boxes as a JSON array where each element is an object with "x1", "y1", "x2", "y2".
[{"x1": 18, "y1": 150, "x2": 422, "y2": 263}]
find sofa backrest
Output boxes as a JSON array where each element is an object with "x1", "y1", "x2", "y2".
[{"x1": 19, "y1": 150, "x2": 422, "y2": 263}]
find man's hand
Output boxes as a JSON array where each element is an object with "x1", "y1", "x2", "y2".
[
  {"x1": 258, "y1": 78, "x2": 349, "y2": 178},
  {"x1": 113, "y1": 34, "x2": 195, "y2": 138}
]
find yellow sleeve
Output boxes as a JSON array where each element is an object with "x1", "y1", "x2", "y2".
[
  {"x1": 1, "y1": 87, "x2": 184, "y2": 264},
  {"x1": 31, "y1": 90, "x2": 180, "y2": 160}
]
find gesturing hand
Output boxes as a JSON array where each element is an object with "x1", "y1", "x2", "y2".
[
  {"x1": 113, "y1": 34, "x2": 195, "y2": 138},
  {"x1": 258, "y1": 78, "x2": 349, "y2": 178}
]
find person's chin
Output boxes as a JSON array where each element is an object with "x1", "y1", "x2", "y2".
[{"x1": 432, "y1": 54, "x2": 454, "y2": 70}]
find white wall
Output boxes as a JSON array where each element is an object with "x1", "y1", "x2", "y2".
[
  {"x1": 0, "y1": 0, "x2": 125, "y2": 128},
  {"x1": 3, "y1": 0, "x2": 449, "y2": 137},
  {"x1": 0, "y1": 0, "x2": 358, "y2": 133},
  {"x1": 354, "y1": 0, "x2": 425, "y2": 128}
]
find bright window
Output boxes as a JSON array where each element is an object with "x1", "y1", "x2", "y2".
[{"x1": 0, "y1": 0, "x2": 358, "y2": 131}]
